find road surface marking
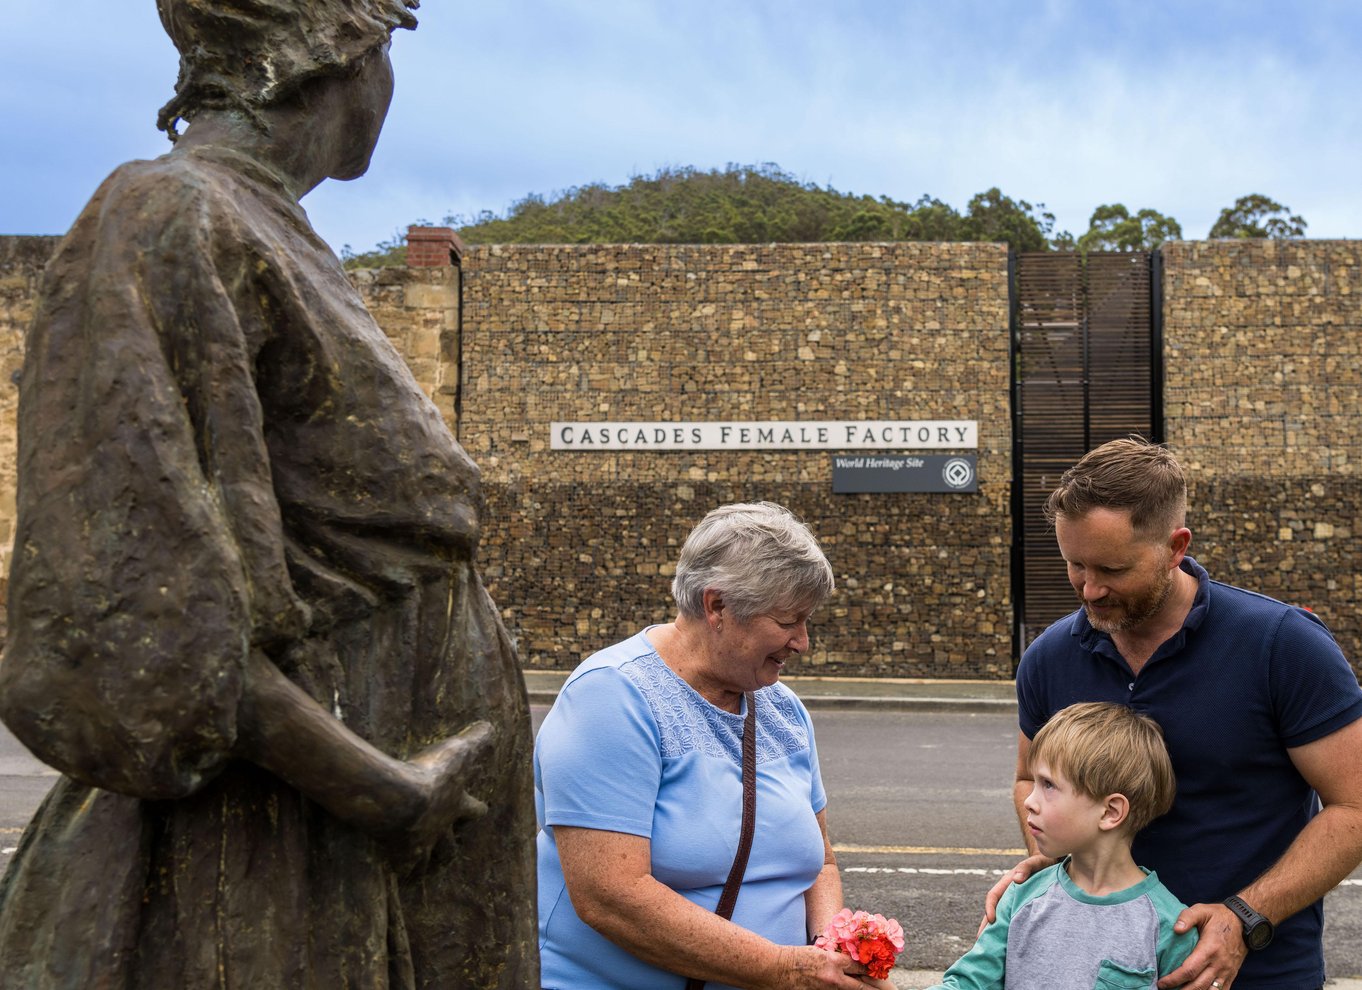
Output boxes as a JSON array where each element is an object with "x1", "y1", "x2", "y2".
[
  {"x1": 834, "y1": 844, "x2": 1026, "y2": 856},
  {"x1": 844, "y1": 865, "x2": 1004, "y2": 876}
]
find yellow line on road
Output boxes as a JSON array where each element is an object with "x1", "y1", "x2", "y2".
[
  {"x1": 1, "y1": 827, "x2": 24, "y2": 835},
  {"x1": 834, "y1": 843, "x2": 1026, "y2": 857}
]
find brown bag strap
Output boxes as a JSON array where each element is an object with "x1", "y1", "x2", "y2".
[{"x1": 685, "y1": 691, "x2": 758, "y2": 990}]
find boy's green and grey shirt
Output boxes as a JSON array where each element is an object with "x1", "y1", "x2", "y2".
[{"x1": 929, "y1": 859, "x2": 1198, "y2": 990}]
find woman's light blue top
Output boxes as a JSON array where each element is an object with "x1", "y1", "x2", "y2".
[{"x1": 535, "y1": 628, "x2": 829, "y2": 990}]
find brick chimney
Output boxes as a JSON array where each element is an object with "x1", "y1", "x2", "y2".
[{"x1": 406, "y1": 225, "x2": 465, "y2": 267}]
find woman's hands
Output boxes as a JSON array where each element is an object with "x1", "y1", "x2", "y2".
[
  {"x1": 765, "y1": 944, "x2": 878, "y2": 989},
  {"x1": 555, "y1": 826, "x2": 877, "y2": 989}
]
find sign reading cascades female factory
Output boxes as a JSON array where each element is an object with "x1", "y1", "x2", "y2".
[{"x1": 552, "y1": 420, "x2": 978, "y2": 451}]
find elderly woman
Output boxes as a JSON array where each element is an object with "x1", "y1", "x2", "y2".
[
  {"x1": 535, "y1": 502, "x2": 887, "y2": 989},
  {"x1": 0, "y1": 2, "x2": 535, "y2": 986}
]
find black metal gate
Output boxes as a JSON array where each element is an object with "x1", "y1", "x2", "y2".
[{"x1": 1010, "y1": 251, "x2": 1162, "y2": 658}]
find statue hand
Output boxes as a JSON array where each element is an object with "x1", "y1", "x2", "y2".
[{"x1": 386, "y1": 720, "x2": 495, "y2": 870}]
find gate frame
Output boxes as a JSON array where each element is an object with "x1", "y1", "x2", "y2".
[{"x1": 1009, "y1": 248, "x2": 1165, "y2": 669}]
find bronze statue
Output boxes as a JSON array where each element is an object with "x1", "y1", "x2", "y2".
[{"x1": 0, "y1": 1, "x2": 538, "y2": 986}]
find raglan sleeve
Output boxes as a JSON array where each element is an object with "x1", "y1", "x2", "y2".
[
  {"x1": 1155, "y1": 889, "x2": 1199, "y2": 976},
  {"x1": 922, "y1": 879, "x2": 1020, "y2": 990},
  {"x1": 796, "y1": 692, "x2": 828, "y2": 814}
]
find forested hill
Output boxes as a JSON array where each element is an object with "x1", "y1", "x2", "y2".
[
  {"x1": 341, "y1": 164, "x2": 1303, "y2": 267},
  {"x1": 342, "y1": 164, "x2": 1067, "y2": 266},
  {"x1": 454, "y1": 164, "x2": 1061, "y2": 249}
]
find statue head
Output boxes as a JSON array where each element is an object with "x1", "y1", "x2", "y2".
[{"x1": 155, "y1": 0, "x2": 419, "y2": 137}]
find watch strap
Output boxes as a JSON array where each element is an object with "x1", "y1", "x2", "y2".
[{"x1": 1223, "y1": 895, "x2": 1274, "y2": 950}]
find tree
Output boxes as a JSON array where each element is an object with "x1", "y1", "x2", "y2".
[
  {"x1": 898, "y1": 195, "x2": 965, "y2": 241},
  {"x1": 827, "y1": 195, "x2": 964, "y2": 242},
  {"x1": 830, "y1": 207, "x2": 893, "y2": 241},
  {"x1": 959, "y1": 187, "x2": 1058, "y2": 252},
  {"x1": 341, "y1": 228, "x2": 411, "y2": 268},
  {"x1": 1077, "y1": 204, "x2": 1182, "y2": 252},
  {"x1": 1208, "y1": 194, "x2": 1307, "y2": 239}
]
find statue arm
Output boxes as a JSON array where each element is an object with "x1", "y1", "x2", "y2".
[{"x1": 235, "y1": 648, "x2": 492, "y2": 849}]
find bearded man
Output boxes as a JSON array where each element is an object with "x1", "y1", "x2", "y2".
[{"x1": 986, "y1": 437, "x2": 1362, "y2": 990}]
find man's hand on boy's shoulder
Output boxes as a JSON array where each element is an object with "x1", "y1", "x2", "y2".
[
  {"x1": 977, "y1": 854, "x2": 1056, "y2": 936},
  {"x1": 1155, "y1": 902, "x2": 1246, "y2": 990}
]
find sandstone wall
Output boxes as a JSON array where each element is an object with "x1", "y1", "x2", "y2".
[
  {"x1": 0, "y1": 237, "x2": 61, "y2": 604},
  {"x1": 348, "y1": 263, "x2": 461, "y2": 425}
]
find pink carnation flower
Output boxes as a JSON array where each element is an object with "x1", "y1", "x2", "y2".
[{"x1": 813, "y1": 908, "x2": 906, "y2": 979}]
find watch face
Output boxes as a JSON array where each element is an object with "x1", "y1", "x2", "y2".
[{"x1": 1247, "y1": 922, "x2": 1273, "y2": 951}]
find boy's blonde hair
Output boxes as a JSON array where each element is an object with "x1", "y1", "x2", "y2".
[{"x1": 1029, "y1": 702, "x2": 1176, "y2": 836}]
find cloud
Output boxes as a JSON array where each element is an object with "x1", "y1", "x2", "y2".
[{"x1": 6, "y1": 0, "x2": 1360, "y2": 250}]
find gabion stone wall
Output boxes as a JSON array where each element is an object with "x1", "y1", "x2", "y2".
[
  {"x1": 457, "y1": 243, "x2": 1014, "y2": 677},
  {"x1": 5, "y1": 235, "x2": 1360, "y2": 680},
  {"x1": 1162, "y1": 240, "x2": 1362, "y2": 675}
]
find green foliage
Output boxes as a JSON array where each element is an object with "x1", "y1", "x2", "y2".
[
  {"x1": 353, "y1": 166, "x2": 1307, "y2": 264},
  {"x1": 435, "y1": 165, "x2": 1063, "y2": 253},
  {"x1": 958, "y1": 188, "x2": 1059, "y2": 252},
  {"x1": 1208, "y1": 194, "x2": 1307, "y2": 239},
  {"x1": 901, "y1": 196, "x2": 969, "y2": 241},
  {"x1": 1077, "y1": 204, "x2": 1183, "y2": 253},
  {"x1": 446, "y1": 164, "x2": 859, "y2": 245}
]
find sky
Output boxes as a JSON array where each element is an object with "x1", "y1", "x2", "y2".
[{"x1": 3, "y1": 0, "x2": 1360, "y2": 256}]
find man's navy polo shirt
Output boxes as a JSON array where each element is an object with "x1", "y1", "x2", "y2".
[{"x1": 1018, "y1": 557, "x2": 1362, "y2": 990}]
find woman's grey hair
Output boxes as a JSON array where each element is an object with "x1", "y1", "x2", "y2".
[{"x1": 671, "y1": 502, "x2": 834, "y2": 620}]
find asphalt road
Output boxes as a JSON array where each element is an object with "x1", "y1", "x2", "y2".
[
  {"x1": 0, "y1": 727, "x2": 58, "y2": 870},
  {"x1": 3, "y1": 707, "x2": 1361, "y2": 982}
]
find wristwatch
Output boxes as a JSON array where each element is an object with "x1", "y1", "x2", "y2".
[{"x1": 1223, "y1": 895, "x2": 1274, "y2": 951}]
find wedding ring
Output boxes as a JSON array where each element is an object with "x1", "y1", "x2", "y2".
[{"x1": 1211, "y1": 981, "x2": 1223, "y2": 989}]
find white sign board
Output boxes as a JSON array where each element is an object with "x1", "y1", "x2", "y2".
[{"x1": 551, "y1": 420, "x2": 978, "y2": 451}]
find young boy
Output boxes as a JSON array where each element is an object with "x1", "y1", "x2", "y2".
[{"x1": 928, "y1": 702, "x2": 1197, "y2": 990}]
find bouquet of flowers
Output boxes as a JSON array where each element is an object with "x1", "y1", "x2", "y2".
[{"x1": 814, "y1": 908, "x2": 906, "y2": 980}]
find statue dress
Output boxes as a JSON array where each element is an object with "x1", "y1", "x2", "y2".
[{"x1": 0, "y1": 143, "x2": 537, "y2": 988}]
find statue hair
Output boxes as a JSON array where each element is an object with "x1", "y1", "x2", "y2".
[{"x1": 155, "y1": 0, "x2": 419, "y2": 137}]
